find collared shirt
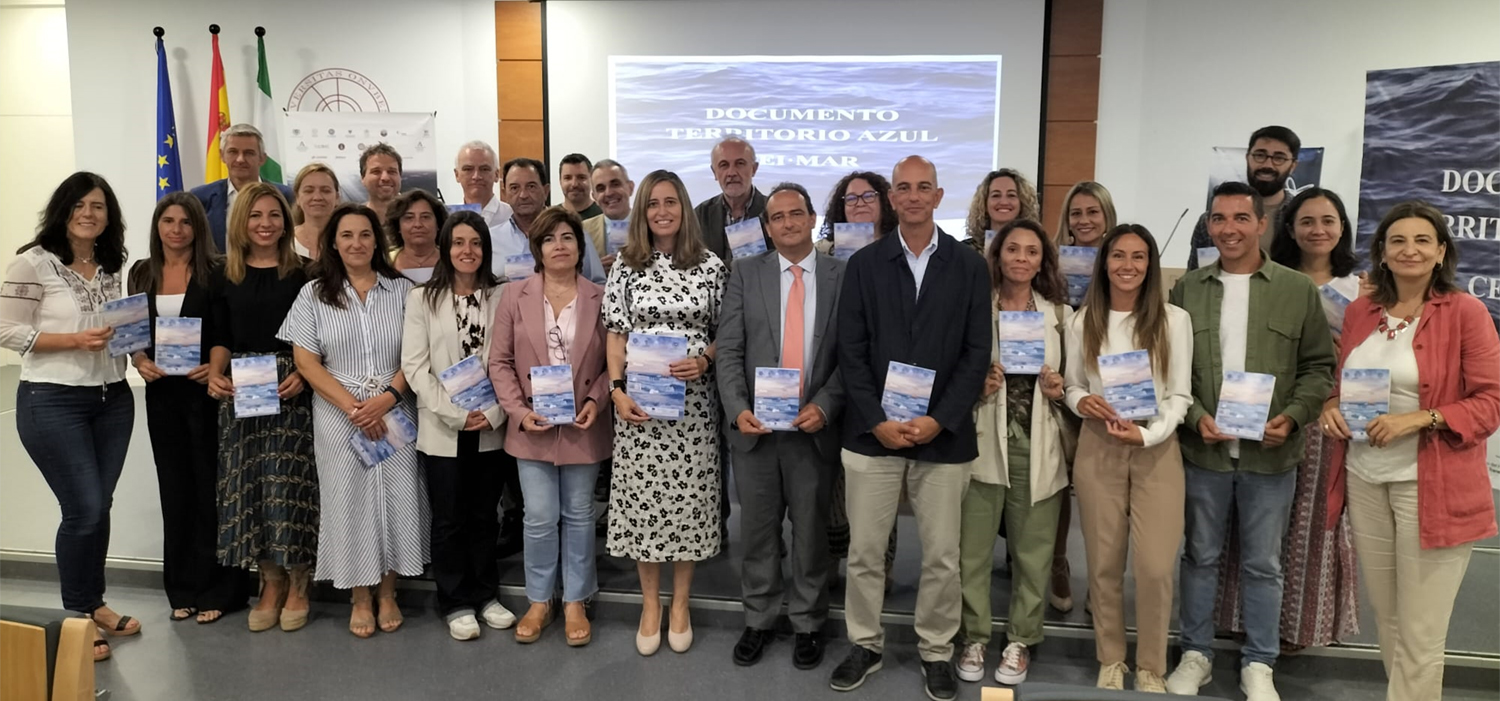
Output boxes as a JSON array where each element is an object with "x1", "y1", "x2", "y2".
[
  {"x1": 277, "y1": 273, "x2": 415, "y2": 399},
  {"x1": 490, "y1": 216, "x2": 607, "y2": 285},
  {"x1": 777, "y1": 250, "x2": 817, "y2": 375},
  {"x1": 543, "y1": 294, "x2": 578, "y2": 365},
  {"x1": 897, "y1": 227, "x2": 940, "y2": 299},
  {"x1": 477, "y1": 195, "x2": 515, "y2": 231},
  {"x1": 225, "y1": 177, "x2": 261, "y2": 230}
]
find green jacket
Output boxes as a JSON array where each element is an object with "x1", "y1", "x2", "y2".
[{"x1": 1168, "y1": 255, "x2": 1336, "y2": 474}]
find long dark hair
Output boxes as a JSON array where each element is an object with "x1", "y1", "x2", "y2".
[
  {"x1": 315, "y1": 203, "x2": 403, "y2": 309},
  {"x1": 821, "y1": 170, "x2": 897, "y2": 240},
  {"x1": 1367, "y1": 201, "x2": 1461, "y2": 306},
  {"x1": 1270, "y1": 187, "x2": 1358, "y2": 278},
  {"x1": 385, "y1": 188, "x2": 447, "y2": 249},
  {"x1": 422, "y1": 210, "x2": 500, "y2": 311},
  {"x1": 986, "y1": 219, "x2": 1067, "y2": 306},
  {"x1": 128, "y1": 192, "x2": 221, "y2": 296},
  {"x1": 1080, "y1": 224, "x2": 1171, "y2": 376},
  {"x1": 21, "y1": 172, "x2": 128, "y2": 273}
]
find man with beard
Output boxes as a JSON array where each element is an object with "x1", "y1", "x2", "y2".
[
  {"x1": 559, "y1": 153, "x2": 603, "y2": 220},
  {"x1": 360, "y1": 142, "x2": 403, "y2": 222},
  {"x1": 696, "y1": 136, "x2": 773, "y2": 264},
  {"x1": 582, "y1": 159, "x2": 634, "y2": 272},
  {"x1": 498, "y1": 157, "x2": 606, "y2": 284},
  {"x1": 1187, "y1": 126, "x2": 1301, "y2": 270},
  {"x1": 453, "y1": 140, "x2": 514, "y2": 230}
]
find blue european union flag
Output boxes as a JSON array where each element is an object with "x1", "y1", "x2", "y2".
[{"x1": 155, "y1": 36, "x2": 182, "y2": 199}]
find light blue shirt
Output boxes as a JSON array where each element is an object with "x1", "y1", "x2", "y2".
[
  {"x1": 777, "y1": 251, "x2": 817, "y2": 375},
  {"x1": 490, "y1": 216, "x2": 606, "y2": 284},
  {"x1": 898, "y1": 227, "x2": 940, "y2": 299}
]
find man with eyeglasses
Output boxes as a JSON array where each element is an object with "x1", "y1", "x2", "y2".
[
  {"x1": 1187, "y1": 126, "x2": 1302, "y2": 270},
  {"x1": 453, "y1": 140, "x2": 515, "y2": 230},
  {"x1": 696, "y1": 136, "x2": 773, "y2": 264},
  {"x1": 498, "y1": 158, "x2": 606, "y2": 284}
]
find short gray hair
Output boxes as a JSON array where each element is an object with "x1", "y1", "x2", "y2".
[
  {"x1": 592, "y1": 158, "x2": 630, "y2": 181},
  {"x1": 455, "y1": 140, "x2": 498, "y2": 168},
  {"x1": 220, "y1": 123, "x2": 264, "y2": 152},
  {"x1": 711, "y1": 135, "x2": 757, "y2": 163}
]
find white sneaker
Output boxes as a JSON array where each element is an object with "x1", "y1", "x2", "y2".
[
  {"x1": 447, "y1": 614, "x2": 481, "y2": 641},
  {"x1": 1240, "y1": 662, "x2": 1281, "y2": 701},
  {"x1": 955, "y1": 642, "x2": 986, "y2": 682},
  {"x1": 995, "y1": 642, "x2": 1030, "y2": 685},
  {"x1": 1097, "y1": 661, "x2": 1128, "y2": 690},
  {"x1": 1165, "y1": 650, "x2": 1212, "y2": 695},
  {"x1": 481, "y1": 600, "x2": 516, "y2": 629}
]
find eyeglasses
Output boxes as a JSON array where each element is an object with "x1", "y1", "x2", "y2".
[
  {"x1": 547, "y1": 325, "x2": 569, "y2": 364},
  {"x1": 843, "y1": 191, "x2": 880, "y2": 206},
  {"x1": 1249, "y1": 150, "x2": 1292, "y2": 166}
]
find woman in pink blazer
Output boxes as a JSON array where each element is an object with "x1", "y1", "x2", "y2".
[
  {"x1": 489, "y1": 206, "x2": 612, "y2": 648},
  {"x1": 1319, "y1": 201, "x2": 1500, "y2": 701}
]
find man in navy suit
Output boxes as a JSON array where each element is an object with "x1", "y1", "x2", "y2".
[{"x1": 190, "y1": 123, "x2": 293, "y2": 252}]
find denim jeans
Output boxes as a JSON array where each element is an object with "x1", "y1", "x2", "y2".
[
  {"x1": 16, "y1": 381, "x2": 135, "y2": 613},
  {"x1": 1179, "y1": 462, "x2": 1297, "y2": 667},
  {"x1": 515, "y1": 459, "x2": 599, "y2": 603}
]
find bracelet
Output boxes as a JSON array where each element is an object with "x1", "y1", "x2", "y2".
[
  {"x1": 1427, "y1": 409, "x2": 1438, "y2": 431},
  {"x1": 384, "y1": 386, "x2": 401, "y2": 402}
]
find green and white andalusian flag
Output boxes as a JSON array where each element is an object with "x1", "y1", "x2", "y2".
[{"x1": 254, "y1": 33, "x2": 282, "y2": 184}]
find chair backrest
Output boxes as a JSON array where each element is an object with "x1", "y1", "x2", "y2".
[
  {"x1": 983, "y1": 683, "x2": 1235, "y2": 701},
  {"x1": 0, "y1": 606, "x2": 95, "y2": 701}
]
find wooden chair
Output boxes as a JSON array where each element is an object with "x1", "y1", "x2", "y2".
[{"x1": 0, "y1": 605, "x2": 95, "y2": 701}]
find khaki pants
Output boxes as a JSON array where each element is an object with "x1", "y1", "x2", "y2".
[
  {"x1": 1346, "y1": 473, "x2": 1473, "y2": 701},
  {"x1": 841, "y1": 449, "x2": 968, "y2": 662},
  {"x1": 1073, "y1": 419, "x2": 1183, "y2": 676}
]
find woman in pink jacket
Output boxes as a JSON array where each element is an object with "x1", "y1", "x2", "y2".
[
  {"x1": 489, "y1": 206, "x2": 612, "y2": 647},
  {"x1": 1319, "y1": 201, "x2": 1500, "y2": 701}
]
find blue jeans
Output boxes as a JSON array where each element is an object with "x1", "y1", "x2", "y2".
[
  {"x1": 1178, "y1": 462, "x2": 1297, "y2": 667},
  {"x1": 515, "y1": 459, "x2": 599, "y2": 603},
  {"x1": 16, "y1": 381, "x2": 135, "y2": 613}
]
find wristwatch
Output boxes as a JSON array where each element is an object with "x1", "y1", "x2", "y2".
[{"x1": 611, "y1": 379, "x2": 627, "y2": 395}]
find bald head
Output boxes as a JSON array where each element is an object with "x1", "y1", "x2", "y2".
[
  {"x1": 890, "y1": 156, "x2": 943, "y2": 229},
  {"x1": 892, "y1": 156, "x2": 938, "y2": 186}
]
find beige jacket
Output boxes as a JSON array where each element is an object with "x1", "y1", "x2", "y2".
[
  {"x1": 401, "y1": 285, "x2": 507, "y2": 457},
  {"x1": 965, "y1": 289, "x2": 1070, "y2": 504}
]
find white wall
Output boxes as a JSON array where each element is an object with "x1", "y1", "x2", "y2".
[{"x1": 1096, "y1": 0, "x2": 1500, "y2": 265}]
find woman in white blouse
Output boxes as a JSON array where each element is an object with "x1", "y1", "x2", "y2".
[
  {"x1": 0, "y1": 172, "x2": 139, "y2": 660},
  {"x1": 291, "y1": 162, "x2": 339, "y2": 260},
  {"x1": 1062, "y1": 224, "x2": 1192, "y2": 692}
]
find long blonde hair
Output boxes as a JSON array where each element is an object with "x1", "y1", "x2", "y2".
[
  {"x1": 225, "y1": 183, "x2": 301, "y2": 283},
  {"x1": 965, "y1": 168, "x2": 1038, "y2": 240},
  {"x1": 618, "y1": 170, "x2": 709, "y2": 271},
  {"x1": 1080, "y1": 224, "x2": 1171, "y2": 377},
  {"x1": 290, "y1": 162, "x2": 340, "y2": 226},
  {"x1": 1055, "y1": 181, "x2": 1118, "y2": 246}
]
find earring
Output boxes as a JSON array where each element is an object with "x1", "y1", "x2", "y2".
[
  {"x1": 1379, "y1": 261, "x2": 1388, "y2": 270},
  {"x1": 1435, "y1": 261, "x2": 1442, "y2": 270}
]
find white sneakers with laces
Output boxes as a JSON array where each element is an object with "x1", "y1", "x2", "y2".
[
  {"x1": 1166, "y1": 650, "x2": 1213, "y2": 694},
  {"x1": 1240, "y1": 662, "x2": 1281, "y2": 701},
  {"x1": 994, "y1": 642, "x2": 1030, "y2": 685},
  {"x1": 955, "y1": 642, "x2": 986, "y2": 682},
  {"x1": 1097, "y1": 661, "x2": 1128, "y2": 690}
]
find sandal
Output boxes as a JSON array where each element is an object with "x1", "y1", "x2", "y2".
[
  {"x1": 91, "y1": 610, "x2": 141, "y2": 637},
  {"x1": 350, "y1": 589, "x2": 376, "y2": 639},
  {"x1": 93, "y1": 636, "x2": 111, "y2": 663},
  {"x1": 195, "y1": 610, "x2": 224, "y2": 625},
  {"x1": 170, "y1": 608, "x2": 197, "y2": 622},
  {"x1": 514, "y1": 602, "x2": 554, "y2": 644},
  {"x1": 564, "y1": 601, "x2": 591, "y2": 647},
  {"x1": 376, "y1": 593, "x2": 403, "y2": 634}
]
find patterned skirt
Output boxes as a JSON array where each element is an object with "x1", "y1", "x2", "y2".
[
  {"x1": 216, "y1": 352, "x2": 319, "y2": 570},
  {"x1": 1212, "y1": 425, "x2": 1360, "y2": 648}
]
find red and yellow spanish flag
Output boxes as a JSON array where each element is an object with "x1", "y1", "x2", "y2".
[{"x1": 203, "y1": 29, "x2": 230, "y2": 182}]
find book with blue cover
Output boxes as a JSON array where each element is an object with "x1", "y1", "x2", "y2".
[
  {"x1": 606, "y1": 219, "x2": 630, "y2": 254},
  {"x1": 503, "y1": 253, "x2": 535, "y2": 281},
  {"x1": 881, "y1": 361, "x2": 935, "y2": 422},
  {"x1": 447, "y1": 203, "x2": 481, "y2": 213},
  {"x1": 1197, "y1": 247, "x2": 1221, "y2": 267},
  {"x1": 1059, "y1": 246, "x2": 1098, "y2": 306},
  {"x1": 154, "y1": 317, "x2": 201, "y2": 375},
  {"x1": 997, "y1": 311, "x2": 1046, "y2": 375},
  {"x1": 754, "y1": 367, "x2": 801, "y2": 431},
  {"x1": 833, "y1": 222, "x2": 875, "y2": 260},
  {"x1": 530, "y1": 364, "x2": 576, "y2": 426},
  {"x1": 349, "y1": 410, "x2": 419, "y2": 468},
  {"x1": 1319, "y1": 283, "x2": 1352, "y2": 335},
  {"x1": 726, "y1": 219, "x2": 767, "y2": 259},
  {"x1": 102, "y1": 293, "x2": 150, "y2": 356},
  {"x1": 439, "y1": 354, "x2": 498, "y2": 412},
  {"x1": 626, "y1": 333, "x2": 688, "y2": 420},
  {"x1": 1216, "y1": 371, "x2": 1276, "y2": 440},
  {"x1": 1098, "y1": 350, "x2": 1157, "y2": 420},
  {"x1": 1341, "y1": 368, "x2": 1390, "y2": 442},
  {"x1": 231, "y1": 354, "x2": 280, "y2": 418}
]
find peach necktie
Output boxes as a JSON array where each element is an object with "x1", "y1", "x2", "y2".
[{"x1": 784, "y1": 265, "x2": 805, "y2": 392}]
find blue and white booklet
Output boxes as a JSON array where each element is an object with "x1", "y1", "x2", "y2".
[
  {"x1": 726, "y1": 219, "x2": 767, "y2": 259},
  {"x1": 754, "y1": 367, "x2": 801, "y2": 431},
  {"x1": 1098, "y1": 350, "x2": 1157, "y2": 420},
  {"x1": 530, "y1": 364, "x2": 576, "y2": 426},
  {"x1": 1059, "y1": 246, "x2": 1098, "y2": 306},
  {"x1": 881, "y1": 361, "x2": 936, "y2": 422},
  {"x1": 102, "y1": 293, "x2": 150, "y2": 356},
  {"x1": 503, "y1": 253, "x2": 535, "y2": 281},
  {"x1": 1197, "y1": 247, "x2": 1221, "y2": 268},
  {"x1": 1341, "y1": 368, "x2": 1390, "y2": 442},
  {"x1": 606, "y1": 219, "x2": 630, "y2": 254},
  {"x1": 447, "y1": 203, "x2": 481, "y2": 214},
  {"x1": 154, "y1": 317, "x2": 201, "y2": 375},
  {"x1": 1319, "y1": 283, "x2": 1352, "y2": 335},
  {"x1": 231, "y1": 354, "x2": 280, "y2": 418},
  {"x1": 997, "y1": 311, "x2": 1046, "y2": 375},
  {"x1": 439, "y1": 354, "x2": 498, "y2": 413},
  {"x1": 349, "y1": 410, "x2": 419, "y2": 468},
  {"x1": 1216, "y1": 371, "x2": 1276, "y2": 441},
  {"x1": 626, "y1": 333, "x2": 688, "y2": 421},
  {"x1": 833, "y1": 222, "x2": 875, "y2": 260}
]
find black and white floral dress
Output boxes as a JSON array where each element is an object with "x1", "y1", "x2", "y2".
[{"x1": 603, "y1": 250, "x2": 727, "y2": 562}]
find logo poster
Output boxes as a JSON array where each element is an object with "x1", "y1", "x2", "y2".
[{"x1": 282, "y1": 112, "x2": 439, "y2": 201}]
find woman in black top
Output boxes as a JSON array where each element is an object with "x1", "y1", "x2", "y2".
[
  {"x1": 128, "y1": 193, "x2": 244, "y2": 624},
  {"x1": 204, "y1": 182, "x2": 317, "y2": 633}
]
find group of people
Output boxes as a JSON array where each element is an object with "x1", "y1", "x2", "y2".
[{"x1": 2, "y1": 122, "x2": 1494, "y2": 701}]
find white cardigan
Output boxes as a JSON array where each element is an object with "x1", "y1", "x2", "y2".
[
  {"x1": 401, "y1": 285, "x2": 506, "y2": 457},
  {"x1": 963, "y1": 289, "x2": 1071, "y2": 504}
]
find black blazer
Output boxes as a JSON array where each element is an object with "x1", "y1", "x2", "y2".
[
  {"x1": 128, "y1": 260, "x2": 218, "y2": 398},
  {"x1": 694, "y1": 187, "x2": 770, "y2": 266},
  {"x1": 836, "y1": 227, "x2": 992, "y2": 463}
]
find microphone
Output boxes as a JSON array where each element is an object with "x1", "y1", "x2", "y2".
[{"x1": 1160, "y1": 208, "x2": 1190, "y2": 252}]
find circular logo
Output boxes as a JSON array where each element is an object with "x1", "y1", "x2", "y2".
[{"x1": 287, "y1": 69, "x2": 389, "y2": 112}]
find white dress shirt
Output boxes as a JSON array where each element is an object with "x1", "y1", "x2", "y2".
[
  {"x1": 225, "y1": 178, "x2": 260, "y2": 230},
  {"x1": 478, "y1": 195, "x2": 516, "y2": 231},
  {"x1": 490, "y1": 216, "x2": 607, "y2": 285},
  {"x1": 897, "y1": 227, "x2": 940, "y2": 299},
  {"x1": 777, "y1": 251, "x2": 817, "y2": 375}
]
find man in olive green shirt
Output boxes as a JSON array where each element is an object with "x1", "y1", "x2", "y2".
[{"x1": 1165, "y1": 181, "x2": 1335, "y2": 701}]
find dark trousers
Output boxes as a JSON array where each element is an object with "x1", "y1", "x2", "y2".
[
  {"x1": 424, "y1": 432, "x2": 506, "y2": 615},
  {"x1": 145, "y1": 378, "x2": 246, "y2": 612},
  {"x1": 734, "y1": 432, "x2": 833, "y2": 634},
  {"x1": 16, "y1": 381, "x2": 134, "y2": 613}
]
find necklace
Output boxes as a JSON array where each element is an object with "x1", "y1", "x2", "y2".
[{"x1": 1377, "y1": 310, "x2": 1417, "y2": 339}]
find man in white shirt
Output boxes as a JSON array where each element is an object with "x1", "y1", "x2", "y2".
[
  {"x1": 497, "y1": 158, "x2": 605, "y2": 284},
  {"x1": 189, "y1": 123, "x2": 292, "y2": 251},
  {"x1": 718, "y1": 183, "x2": 845, "y2": 671},
  {"x1": 360, "y1": 143, "x2": 403, "y2": 222},
  {"x1": 453, "y1": 140, "x2": 514, "y2": 229},
  {"x1": 582, "y1": 159, "x2": 634, "y2": 272}
]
